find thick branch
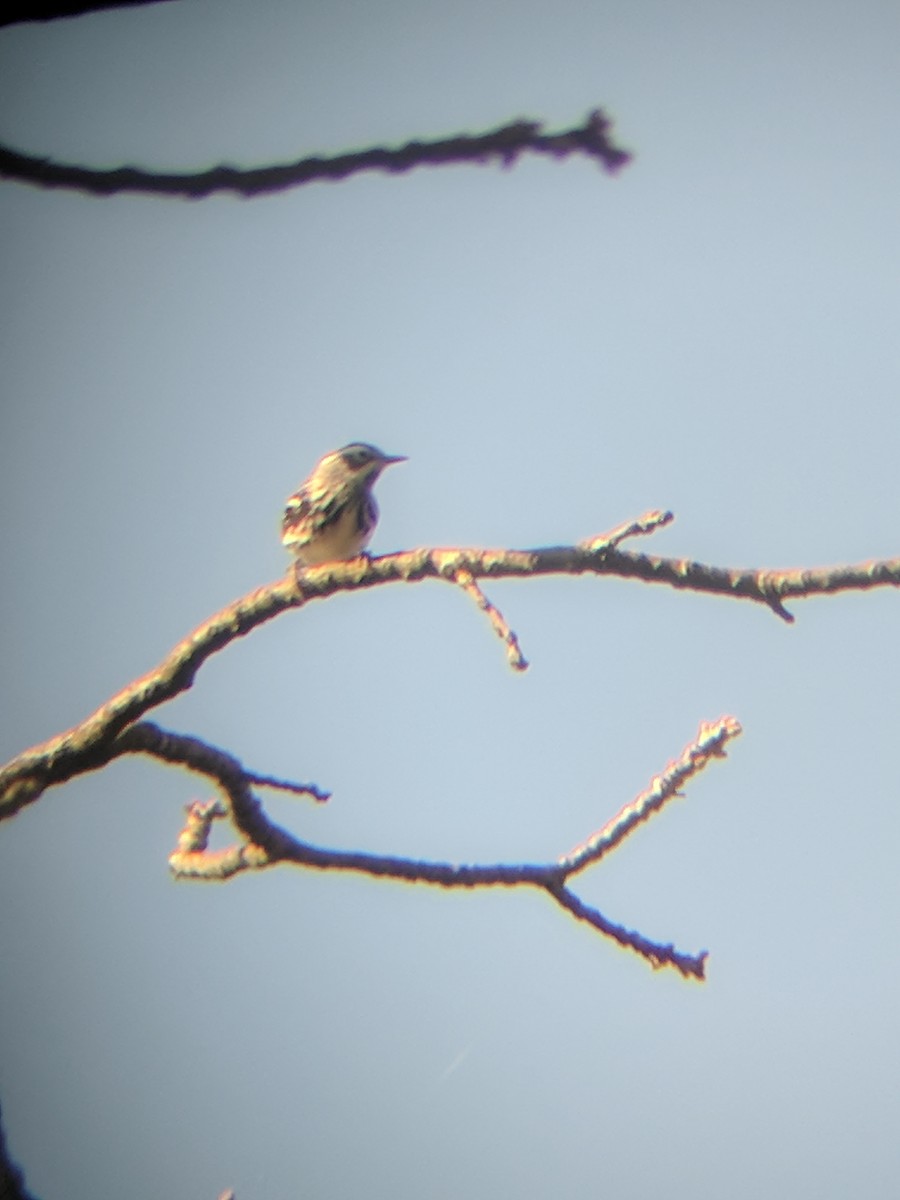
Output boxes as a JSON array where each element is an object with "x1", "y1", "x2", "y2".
[
  {"x1": 1, "y1": 532, "x2": 897, "y2": 816},
  {"x1": 0, "y1": 0, "x2": 176, "y2": 26},
  {"x1": 0, "y1": 110, "x2": 630, "y2": 198},
  {"x1": 0, "y1": 1101, "x2": 37, "y2": 1200}
]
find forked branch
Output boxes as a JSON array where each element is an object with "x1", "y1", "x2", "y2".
[
  {"x1": 155, "y1": 716, "x2": 741, "y2": 980},
  {"x1": 2, "y1": 510, "x2": 896, "y2": 818},
  {"x1": 4, "y1": 505, "x2": 891, "y2": 977}
]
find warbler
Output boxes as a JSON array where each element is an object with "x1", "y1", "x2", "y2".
[{"x1": 282, "y1": 442, "x2": 406, "y2": 566}]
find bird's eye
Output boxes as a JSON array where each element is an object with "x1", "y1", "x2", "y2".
[{"x1": 341, "y1": 445, "x2": 376, "y2": 470}]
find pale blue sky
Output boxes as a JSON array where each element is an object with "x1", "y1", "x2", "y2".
[{"x1": 1, "y1": 2, "x2": 899, "y2": 1198}]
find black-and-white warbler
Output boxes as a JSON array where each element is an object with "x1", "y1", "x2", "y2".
[{"x1": 282, "y1": 443, "x2": 406, "y2": 566}]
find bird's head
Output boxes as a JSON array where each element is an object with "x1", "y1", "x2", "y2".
[{"x1": 334, "y1": 443, "x2": 407, "y2": 484}]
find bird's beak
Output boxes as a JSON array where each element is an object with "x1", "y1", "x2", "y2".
[{"x1": 383, "y1": 454, "x2": 408, "y2": 465}]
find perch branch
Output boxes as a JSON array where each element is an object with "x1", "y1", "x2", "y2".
[
  {"x1": 0, "y1": 109, "x2": 631, "y2": 199},
  {"x1": 2, "y1": 517, "x2": 898, "y2": 817}
]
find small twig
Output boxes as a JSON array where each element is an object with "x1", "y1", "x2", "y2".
[
  {"x1": 0, "y1": 109, "x2": 630, "y2": 199},
  {"x1": 170, "y1": 799, "x2": 270, "y2": 880},
  {"x1": 546, "y1": 884, "x2": 707, "y2": 979},
  {"x1": 173, "y1": 797, "x2": 228, "y2": 853},
  {"x1": 580, "y1": 508, "x2": 674, "y2": 553},
  {"x1": 244, "y1": 771, "x2": 330, "y2": 803},
  {"x1": 452, "y1": 569, "x2": 528, "y2": 670},
  {"x1": 756, "y1": 571, "x2": 797, "y2": 623},
  {"x1": 559, "y1": 716, "x2": 743, "y2": 875}
]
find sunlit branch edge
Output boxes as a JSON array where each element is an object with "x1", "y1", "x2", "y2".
[
  {"x1": 140, "y1": 715, "x2": 739, "y2": 981},
  {"x1": 1, "y1": 511, "x2": 897, "y2": 815}
]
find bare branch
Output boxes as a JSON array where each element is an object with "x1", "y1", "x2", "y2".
[
  {"x1": 0, "y1": 580, "x2": 298, "y2": 815},
  {"x1": 171, "y1": 800, "x2": 271, "y2": 880},
  {"x1": 243, "y1": 771, "x2": 330, "y2": 803},
  {"x1": 0, "y1": 109, "x2": 631, "y2": 199},
  {"x1": 579, "y1": 508, "x2": 674, "y2": 552},
  {"x1": 1, "y1": 522, "x2": 897, "y2": 816},
  {"x1": 0, "y1": 1100, "x2": 38, "y2": 1200},
  {"x1": 559, "y1": 716, "x2": 742, "y2": 875},
  {"x1": 0, "y1": 0, "x2": 176, "y2": 27},
  {"x1": 48, "y1": 712, "x2": 732, "y2": 975},
  {"x1": 152, "y1": 718, "x2": 737, "y2": 978},
  {"x1": 453, "y1": 569, "x2": 529, "y2": 670},
  {"x1": 545, "y1": 884, "x2": 708, "y2": 980}
]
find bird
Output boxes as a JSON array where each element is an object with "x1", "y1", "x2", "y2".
[{"x1": 281, "y1": 442, "x2": 406, "y2": 566}]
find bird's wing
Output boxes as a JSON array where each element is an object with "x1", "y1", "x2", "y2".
[{"x1": 282, "y1": 482, "x2": 350, "y2": 546}]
